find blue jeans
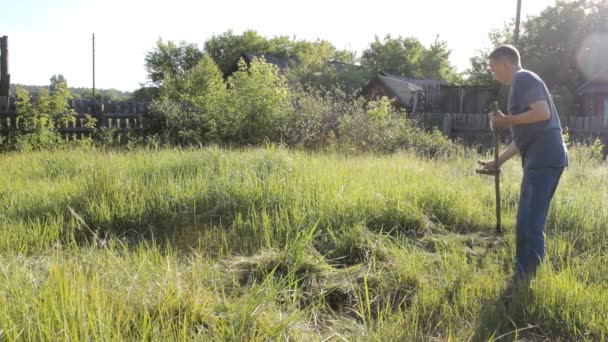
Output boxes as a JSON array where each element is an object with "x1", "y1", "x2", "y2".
[{"x1": 515, "y1": 167, "x2": 564, "y2": 277}]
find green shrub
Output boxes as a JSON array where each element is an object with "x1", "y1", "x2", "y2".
[{"x1": 7, "y1": 82, "x2": 78, "y2": 151}]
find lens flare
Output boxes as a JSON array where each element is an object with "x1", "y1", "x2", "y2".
[{"x1": 576, "y1": 33, "x2": 608, "y2": 81}]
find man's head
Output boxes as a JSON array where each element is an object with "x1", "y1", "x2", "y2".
[{"x1": 488, "y1": 45, "x2": 522, "y2": 85}]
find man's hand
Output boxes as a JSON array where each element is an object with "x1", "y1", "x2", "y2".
[
  {"x1": 488, "y1": 110, "x2": 510, "y2": 130},
  {"x1": 478, "y1": 159, "x2": 498, "y2": 172},
  {"x1": 476, "y1": 142, "x2": 520, "y2": 173}
]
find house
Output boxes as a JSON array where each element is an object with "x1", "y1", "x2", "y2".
[
  {"x1": 382, "y1": 74, "x2": 447, "y2": 112},
  {"x1": 361, "y1": 74, "x2": 431, "y2": 112},
  {"x1": 362, "y1": 73, "x2": 495, "y2": 113},
  {"x1": 578, "y1": 69, "x2": 608, "y2": 122},
  {"x1": 225, "y1": 53, "x2": 296, "y2": 77}
]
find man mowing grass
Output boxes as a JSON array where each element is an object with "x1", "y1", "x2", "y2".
[{"x1": 478, "y1": 45, "x2": 568, "y2": 279}]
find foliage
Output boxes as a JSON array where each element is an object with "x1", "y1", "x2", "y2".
[
  {"x1": 467, "y1": 1, "x2": 608, "y2": 112},
  {"x1": 280, "y1": 87, "x2": 345, "y2": 149},
  {"x1": 465, "y1": 24, "x2": 513, "y2": 86},
  {"x1": 150, "y1": 54, "x2": 228, "y2": 145},
  {"x1": 361, "y1": 34, "x2": 462, "y2": 82},
  {"x1": 339, "y1": 96, "x2": 457, "y2": 156},
  {"x1": 49, "y1": 74, "x2": 67, "y2": 94},
  {"x1": 8, "y1": 81, "x2": 79, "y2": 150},
  {"x1": 144, "y1": 38, "x2": 203, "y2": 86},
  {"x1": 130, "y1": 86, "x2": 159, "y2": 101},
  {"x1": 225, "y1": 58, "x2": 291, "y2": 145}
]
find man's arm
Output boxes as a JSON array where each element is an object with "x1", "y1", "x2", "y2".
[
  {"x1": 497, "y1": 141, "x2": 519, "y2": 165},
  {"x1": 505, "y1": 100, "x2": 551, "y2": 125},
  {"x1": 478, "y1": 141, "x2": 519, "y2": 171},
  {"x1": 490, "y1": 100, "x2": 550, "y2": 129}
]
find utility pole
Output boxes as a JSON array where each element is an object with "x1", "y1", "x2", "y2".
[
  {"x1": 514, "y1": 0, "x2": 522, "y2": 46},
  {"x1": 92, "y1": 33, "x2": 96, "y2": 116},
  {"x1": 0, "y1": 36, "x2": 9, "y2": 113}
]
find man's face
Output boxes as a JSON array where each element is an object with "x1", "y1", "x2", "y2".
[{"x1": 489, "y1": 58, "x2": 510, "y2": 85}]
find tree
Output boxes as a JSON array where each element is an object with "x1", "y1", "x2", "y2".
[
  {"x1": 144, "y1": 38, "x2": 203, "y2": 86},
  {"x1": 286, "y1": 39, "x2": 356, "y2": 91},
  {"x1": 518, "y1": 0, "x2": 606, "y2": 112},
  {"x1": 332, "y1": 49, "x2": 357, "y2": 64},
  {"x1": 226, "y1": 58, "x2": 291, "y2": 144},
  {"x1": 79, "y1": 88, "x2": 129, "y2": 101},
  {"x1": 204, "y1": 30, "x2": 273, "y2": 76},
  {"x1": 131, "y1": 87, "x2": 159, "y2": 101},
  {"x1": 467, "y1": 0, "x2": 608, "y2": 112},
  {"x1": 204, "y1": 30, "x2": 357, "y2": 76},
  {"x1": 361, "y1": 35, "x2": 425, "y2": 77},
  {"x1": 420, "y1": 37, "x2": 463, "y2": 83},
  {"x1": 465, "y1": 25, "x2": 513, "y2": 86},
  {"x1": 151, "y1": 54, "x2": 228, "y2": 145},
  {"x1": 49, "y1": 74, "x2": 67, "y2": 94},
  {"x1": 12, "y1": 80, "x2": 76, "y2": 150},
  {"x1": 204, "y1": 30, "x2": 363, "y2": 92},
  {"x1": 360, "y1": 35, "x2": 460, "y2": 81}
]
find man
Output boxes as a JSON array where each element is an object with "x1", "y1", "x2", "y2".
[{"x1": 479, "y1": 44, "x2": 568, "y2": 278}]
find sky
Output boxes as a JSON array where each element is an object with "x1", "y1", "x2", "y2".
[{"x1": 3, "y1": 0, "x2": 556, "y2": 92}]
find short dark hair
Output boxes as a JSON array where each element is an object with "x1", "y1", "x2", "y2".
[{"x1": 489, "y1": 45, "x2": 521, "y2": 65}]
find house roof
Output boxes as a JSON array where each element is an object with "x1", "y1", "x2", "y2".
[
  {"x1": 440, "y1": 84, "x2": 495, "y2": 90},
  {"x1": 363, "y1": 74, "x2": 424, "y2": 108},
  {"x1": 327, "y1": 60, "x2": 360, "y2": 72},
  {"x1": 580, "y1": 85, "x2": 608, "y2": 93},
  {"x1": 380, "y1": 73, "x2": 448, "y2": 88},
  {"x1": 241, "y1": 53, "x2": 295, "y2": 71},
  {"x1": 578, "y1": 69, "x2": 608, "y2": 94}
]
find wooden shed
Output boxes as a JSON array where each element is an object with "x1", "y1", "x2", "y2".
[
  {"x1": 361, "y1": 74, "x2": 428, "y2": 112},
  {"x1": 437, "y1": 85, "x2": 497, "y2": 113},
  {"x1": 225, "y1": 53, "x2": 296, "y2": 77},
  {"x1": 578, "y1": 69, "x2": 608, "y2": 124}
]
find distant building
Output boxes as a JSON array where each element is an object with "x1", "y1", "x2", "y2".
[
  {"x1": 437, "y1": 84, "x2": 496, "y2": 114},
  {"x1": 361, "y1": 74, "x2": 429, "y2": 112},
  {"x1": 578, "y1": 69, "x2": 608, "y2": 124},
  {"x1": 362, "y1": 72, "x2": 495, "y2": 113},
  {"x1": 225, "y1": 53, "x2": 296, "y2": 77}
]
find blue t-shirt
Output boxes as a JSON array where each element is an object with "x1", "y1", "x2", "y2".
[{"x1": 507, "y1": 70, "x2": 568, "y2": 169}]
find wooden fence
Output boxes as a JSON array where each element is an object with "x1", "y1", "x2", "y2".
[
  {"x1": 0, "y1": 112, "x2": 144, "y2": 140},
  {"x1": 0, "y1": 99, "x2": 149, "y2": 139},
  {"x1": 409, "y1": 112, "x2": 608, "y2": 148},
  {"x1": 68, "y1": 99, "x2": 151, "y2": 115},
  {"x1": 1, "y1": 97, "x2": 607, "y2": 148}
]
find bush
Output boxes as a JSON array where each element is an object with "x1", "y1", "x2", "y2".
[
  {"x1": 225, "y1": 57, "x2": 291, "y2": 145},
  {"x1": 151, "y1": 56, "x2": 290, "y2": 146},
  {"x1": 338, "y1": 96, "x2": 457, "y2": 157},
  {"x1": 280, "y1": 87, "x2": 344, "y2": 149},
  {"x1": 567, "y1": 137, "x2": 606, "y2": 165},
  {"x1": 6, "y1": 82, "x2": 78, "y2": 151},
  {"x1": 151, "y1": 54, "x2": 228, "y2": 146}
]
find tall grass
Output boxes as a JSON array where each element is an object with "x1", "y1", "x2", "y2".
[{"x1": 0, "y1": 145, "x2": 606, "y2": 341}]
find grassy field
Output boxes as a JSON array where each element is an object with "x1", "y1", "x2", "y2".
[{"x1": 0, "y1": 146, "x2": 606, "y2": 341}]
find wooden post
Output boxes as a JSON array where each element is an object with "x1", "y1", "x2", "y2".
[
  {"x1": 442, "y1": 113, "x2": 453, "y2": 138},
  {"x1": 0, "y1": 36, "x2": 9, "y2": 113},
  {"x1": 459, "y1": 88, "x2": 464, "y2": 114},
  {"x1": 476, "y1": 102, "x2": 502, "y2": 234},
  {"x1": 92, "y1": 33, "x2": 96, "y2": 117},
  {"x1": 514, "y1": 0, "x2": 522, "y2": 46}
]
